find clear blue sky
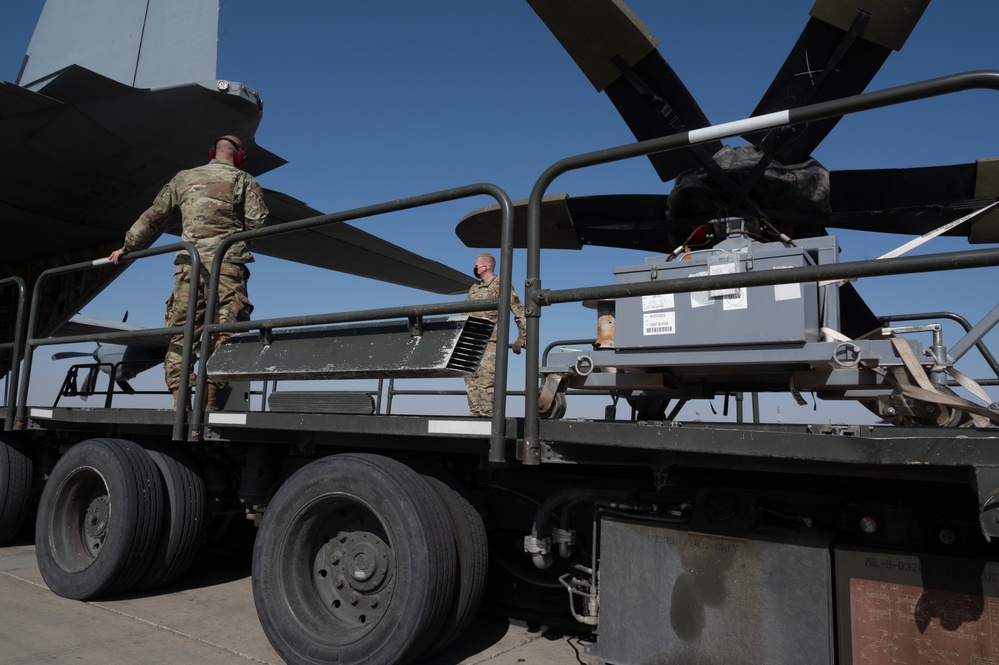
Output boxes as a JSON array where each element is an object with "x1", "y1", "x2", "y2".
[{"x1": 4, "y1": 1, "x2": 999, "y2": 422}]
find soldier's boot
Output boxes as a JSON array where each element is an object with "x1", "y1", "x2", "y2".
[{"x1": 205, "y1": 383, "x2": 220, "y2": 413}]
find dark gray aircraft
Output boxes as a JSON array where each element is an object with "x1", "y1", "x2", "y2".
[{"x1": 0, "y1": 0, "x2": 474, "y2": 377}]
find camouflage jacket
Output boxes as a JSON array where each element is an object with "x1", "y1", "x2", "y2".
[
  {"x1": 465, "y1": 275, "x2": 528, "y2": 343},
  {"x1": 122, "y1": 159, "x2": 269, "y2": 267}
]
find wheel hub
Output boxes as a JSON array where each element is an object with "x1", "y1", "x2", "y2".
[
  {"x1": 84, "y1": 495, "x2": 110, "y2": 551},
  {"x1": 312, "y1": 505, "x2": 394, "y2": 628},
  {"x1": 344, "y1": 534, "x2": 388, "y2": 591}
]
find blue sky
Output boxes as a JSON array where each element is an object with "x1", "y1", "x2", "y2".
[{"x1": 4, "y1": 1, "x2": 999, "y2": 422}]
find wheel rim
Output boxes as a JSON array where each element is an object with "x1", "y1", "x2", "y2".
[
  {"x1": 284, "y1": 494, "x2": 395, "y2": 642},
  {"x1": 50, "y1": 466, "x2": 110, "y2": 573}
]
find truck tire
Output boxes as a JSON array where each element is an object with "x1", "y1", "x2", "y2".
[
  {"x1": 252, "y1": 453, "x2": 457, "y2": 665},
  {"x1": 135, "y1": 441, "x2": 205, "y2": 590},
  {"x1": 420, "y1": 473, "x2": 489, "y2": 651},
  {"x1": 0, "y1": 433, "x2": 33, "y2": 544},
  {"x1": 35, "y1": 437, "x2": 163, "y2": 600},
  {"x1": 392, "y1": 455, "x2": 489, "y2": 653}
]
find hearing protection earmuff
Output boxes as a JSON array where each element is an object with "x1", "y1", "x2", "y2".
[{"x1": 208, "y1": 136, "x2": 248, "y2": 167}]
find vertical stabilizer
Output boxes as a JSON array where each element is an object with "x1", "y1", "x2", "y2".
[{"x1": 18, "y1": 0, "x2": 218, "y2": 90}]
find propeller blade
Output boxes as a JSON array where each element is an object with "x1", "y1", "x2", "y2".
[
  {"x1": 456, "y1": 193, "x2": 674, "y2": 253},
  {"x1": 744, "y1": 0, "x2": 929, "y2": 164},
  {"x1": 52, "y1": 351, "x2": 94, "y2": 361},
  {"x1": 604, "y1": 51, "x2": 724, "y2": 182},
  {"x1": 526, "y1": 0, "x2": 722, "y2": 182},
  {"x1": 82, "y1": 366, "x2": 99, "y2": 395},
  {"x1": 818, "y1": 159, "x2": 999, "y2": 240}
]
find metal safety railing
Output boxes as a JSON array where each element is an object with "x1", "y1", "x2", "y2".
[
  {"x1": 520, "y1": 70, "x2": 999, "y2": 464},
  {"x1": 193, "y1": 183, "x2": 515, "y2": 462},
  {"x1": 15, "y1": 244, "x2": 202, "y2": 442},
  {"x1": 1, "y1": 277, "x2": 27, "y2": 431}
]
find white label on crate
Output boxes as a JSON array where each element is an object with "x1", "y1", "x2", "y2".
[
  {"x1": 643, "y1": 311, "x2": 676, "y2": 335},
  {"x1": 708, "y1": 253, "x2": 740, "y2": 298},
  {"x1": 689, "y1": 270, "x2": 712, "y2": 308},
  {"x1": 642, "y1": 293, "x2": 675, "y2": 311},
  {"x1": 722, "y1": 287, "x2": 748, "y2": 310},
  {"x1": 772, "y1": 266, "x2": 801, "y2": 301}
]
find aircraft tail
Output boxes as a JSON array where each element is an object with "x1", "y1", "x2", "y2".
[{"x1": 17, "y1": 0, "x2": 218, "y2": 90}]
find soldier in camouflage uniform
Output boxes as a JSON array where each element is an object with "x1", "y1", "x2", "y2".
[
  {"x1": 109, "y1": 135, "x2": 268, "y2": 411},
  {"x1": 464, "y1": 253, "x2": 527, "y2": 417}
]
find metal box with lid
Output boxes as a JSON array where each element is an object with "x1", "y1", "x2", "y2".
[{"x1": 612, "y1": 237, "x2": 835, "y2": 350}]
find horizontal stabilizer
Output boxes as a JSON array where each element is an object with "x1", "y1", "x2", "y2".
[{"x1": 259, "y1": 190, "x2": 477, "y2": 294}]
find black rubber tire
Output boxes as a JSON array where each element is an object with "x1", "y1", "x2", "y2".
[
  {"x1": 135, "y1": 441, "x2": 205, "y2": 590},
  {"x1": 0, "y1": 433, "x2": 33, "y2": 543},
  {"x1": 252, "y1": 453, "x2": 457, "y2": 665},
  {"x1": 420, "y1": 473, "x2": 489, "y2": 652},
  {"x1": 35, "y1": 437, "x2": 163, "y2": 600},
  {"x1": 391, "y1": 456, "x2": 489, "y2": 654}
]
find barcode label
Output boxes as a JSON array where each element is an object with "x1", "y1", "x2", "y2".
[{"x1": 643, "y1": 311, "x2": 676, "y2": 335}]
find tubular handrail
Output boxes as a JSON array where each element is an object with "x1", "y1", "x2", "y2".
[
  {"x1": 879, "y1": 312, "x2": 999, "y2": 379},
  {"x1": 11, "y1": 72, "x2": 999, "y2": 461},
  {"x1": 191, "y1": 183, "x2": 515, "y2": 462},
  {"x1": 15, "y1": 243, "x2": 201, "y2": 442},
  {"x1": 523, "y1": 70, "x2": 999, "y2": 462},
  {"x1": 1, "y1": 276, "x2": 27, "y2": 431}
]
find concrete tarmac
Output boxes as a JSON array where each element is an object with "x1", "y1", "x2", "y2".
[{"x1": 0, "y1": 535, "x2": 594, "y2": 665}]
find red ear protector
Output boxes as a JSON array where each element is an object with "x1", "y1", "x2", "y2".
[{"x1": 208, "y1": 136, "x2": 248, "y2": 167}]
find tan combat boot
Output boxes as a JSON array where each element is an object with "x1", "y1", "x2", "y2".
[{"x1": 205, "y1": 383, "x2": 220, "y2": 412}]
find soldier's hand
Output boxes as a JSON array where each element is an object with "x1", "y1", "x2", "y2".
[{"x1": 512, "y1": 338, "x2": 524, "y2": 354}]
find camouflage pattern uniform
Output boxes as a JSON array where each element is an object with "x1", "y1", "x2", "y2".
[
  {"x1": 464, "y1": 275, "x2": 527, "y2": 417},
  {"x1": 119, "y1": 158, "x2": 268, "y2": 391}
]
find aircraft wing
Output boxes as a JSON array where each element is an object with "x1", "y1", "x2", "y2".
[
  {"x1": 53, "y1": 314, "x2": 172, "y2": 349},
  {"x1": 253, "y1": 190, "x2": 476, "y2": 295}
]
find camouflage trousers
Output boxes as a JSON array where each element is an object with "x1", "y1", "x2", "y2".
[
  {"x1": 163, "y1": 262, "x2": 252, "y2": 391},
  {"x1": 464, "y1": 340, "x2": 497, "y2": 417}
]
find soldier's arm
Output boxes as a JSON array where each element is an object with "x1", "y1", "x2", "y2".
[
  {"x1": 511, "y1": 288, "x2": 528, "y2": 340},
  {"x1": 243, "y1": 176, "x2": 269, "y2": 231},
  {"x1": 122, "y1": 181, "x2": 178, "y2": 253}
]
